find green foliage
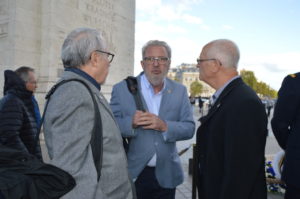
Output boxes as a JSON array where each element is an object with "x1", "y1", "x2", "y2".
[
  {"x1": 240, "y1": 70, "x2": 257, "y2": 90},
  {"x1": 190, "y1": 81, "x2": 203, "y2": 97},
  {"x1": 240, "y1": 69, "x2": 277, "y2": 98}
]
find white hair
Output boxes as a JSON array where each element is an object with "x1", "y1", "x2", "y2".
[
  {"x1": 61, "y1": 27, "x2": 106, "y2": 68},
  {"x1": 205, "y1": 39, "x2": 240, "y2": 69}
]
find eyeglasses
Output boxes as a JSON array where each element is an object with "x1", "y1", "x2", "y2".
[
  {"x1": 196, "y1": 58, "x2": 222, "y2": 66},
  {"x1": 95, "y1": 50, "x2": 115, "y2": 63},
  {"x1": 143, "y1": 57, "x2": 170, "y2": 65}
]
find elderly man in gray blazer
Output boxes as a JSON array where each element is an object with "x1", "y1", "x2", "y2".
[
  {"x1": 110, "y1": 40, "x2": 195, "y2": 199},
  {"x1": 43, "y1": 28, "x2": 134, "y2": 199}
]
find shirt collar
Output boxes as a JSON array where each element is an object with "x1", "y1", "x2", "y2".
[
  {"x1": 65, "y1": 68, "x2": 101, "y2": 91},
  {"x1": 213, "y1": 75, "x2": 240, "y2": 101}
]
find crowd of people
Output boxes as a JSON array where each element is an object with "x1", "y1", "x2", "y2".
[{"x1": 0, "y1": 27, "x2": 299, "y2": 199}]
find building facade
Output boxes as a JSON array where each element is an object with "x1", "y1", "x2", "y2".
[
  {"x1": 168, "y1": 63, "x2": 215, "y2": 97},
  {"x1": 0, "y1": 0, "x2": 135, "y2": 105}
]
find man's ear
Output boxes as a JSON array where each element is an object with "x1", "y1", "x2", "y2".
[
  {"x1": 90, "y1": 51, "x2": 99, "y2": 66},
  {"x1": 211, "y1": 61, "x2": 221, "y2": 73}
]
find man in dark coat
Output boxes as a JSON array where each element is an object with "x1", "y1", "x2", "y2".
[
  {"x1": 198, "y1": 96, "x2": 204, "y2": 114},
  {"x1": 272, "y1": 73, "x2": 300, "y2": 199},
  {"x1": 0, "y1": 66, "x2": 42, "y2": 160},
  {"x1": 195, "y1": 39, "x2": 268, "y2": 199}
]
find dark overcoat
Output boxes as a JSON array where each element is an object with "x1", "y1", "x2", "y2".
[{"x1": 196, "y1": 77, "x2": 268, "y2": 199}]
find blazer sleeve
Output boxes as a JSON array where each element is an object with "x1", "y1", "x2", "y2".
[
  {"x1": 163, "y1": 86, "x2": 195, "y2": 142},
  {"x1": 0, "y1": 97, "x2": 28, "y2": 153},
  {"x1": 220, "y1": 98, "x2": 267, "y2": 198},
  {"x1": 110, "y1": 83, "x2": 136, "y2": 137},
  {"x1": 271, "y1": 76, "x2": 300, "y2": 149},
  {"x1": 44, "y1": 82, "x2": 103, "y2": 199}
]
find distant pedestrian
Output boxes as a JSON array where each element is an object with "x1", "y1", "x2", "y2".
[
  {"x1": 266, "y1": 99, "x2": 273, "y2": 117},
  {"x1": 195, "y1": 39, "x2": 267, "y2": 199},
  {"x1": 198, "y1": 96, "x2": 204, "y2": 114},
  {"x1": 272, "y1": 73, "x2": 300, "y2": 199},
  {"x1": 189, "y1": 96, "x2": 196, "y2": 105}
]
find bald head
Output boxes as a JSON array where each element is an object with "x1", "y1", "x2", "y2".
[{"x1": 203, "y1": 39, "x2": 240, "y2": 69}]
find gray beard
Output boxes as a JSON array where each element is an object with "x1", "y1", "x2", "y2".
[{"x1": 145, "y1": 73, "x2": 165, "y2": 87}]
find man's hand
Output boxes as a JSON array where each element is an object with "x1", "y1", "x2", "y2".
[{"x1": 132, "y1": 110, "x2": 167, "y2": 132}]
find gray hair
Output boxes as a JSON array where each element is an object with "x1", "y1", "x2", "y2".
[
  {"x1": 15, "y1": 66, "x2": 34, "y2": 82},
  {"x1": 142, "y1": 40, "x2": 172, "y2": 59},
  {"x1": 205, "y1": 39, "x2": 240, "y2": 69},
  {"x1": 61, "y1": 27, "x2": 106, "y2": 68}
]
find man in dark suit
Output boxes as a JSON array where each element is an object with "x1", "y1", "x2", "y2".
[
  {"x1": 272, "y1": 73, "x2": 300, "y2": 199},
  {"x1": 195, "y1": 39, "x2": 268, "y2": 199}
]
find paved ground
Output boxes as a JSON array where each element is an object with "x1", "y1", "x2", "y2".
[
  {"x1": 41, "y1": 105, "x2": 284, "y2": 199},
  {"x1": 175, "y1": 106, "x2": 284, "y2": 199}
]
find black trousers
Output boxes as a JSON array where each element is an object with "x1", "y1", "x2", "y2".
[
  {"x1": 285, "y1": 184, "x2": 300, "y2": 199},
  {"x1": 135, "y1": 166, "x2": 175, "y2": 199}
]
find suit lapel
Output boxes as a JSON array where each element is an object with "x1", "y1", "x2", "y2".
[
  {"x1": 200, "y1": 78, "x2": 243, "y2": 124},
  {"x1": 159, "y1": 79, "x2": 172, "y2": 116}
]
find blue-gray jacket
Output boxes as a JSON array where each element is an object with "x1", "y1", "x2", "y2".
[{"x1": 110, "y1": 74, "x2": 195, "y2": 188}]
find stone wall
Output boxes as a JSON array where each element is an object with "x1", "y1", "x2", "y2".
[{"x1": 0, "y1": 0, "x2": 135, "y2": 106}]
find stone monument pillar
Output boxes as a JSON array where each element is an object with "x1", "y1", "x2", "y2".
[{"x1": 0, "y1": 0, "x2": 135, "y2": 105}]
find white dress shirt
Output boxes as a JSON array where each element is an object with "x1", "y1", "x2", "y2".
[{"x1": 140, "y1": 74, "x2": 166, "y2": 167}]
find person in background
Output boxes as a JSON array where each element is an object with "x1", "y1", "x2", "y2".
[
  {"x1": 0, "y1": 66, "x2": 42, "y2": 160},
  {"x1": 198, "y1": 96, "x2": 204, "y2": 115},
  {"x1": 195, "y1": 39, "x2": 267, "y2": 199},
  {"x1": 272, "y1": 73, "x2": 300, "y2": 199},
  {"x1": 43, "y1": 27, "x2": 134, "y2": 199},
  {"x1": 110, "y1": 40, "x2": 195, "y2": 199},
  {"x1": 266, "y1": 98, "x2": 273, "y2": 118}
]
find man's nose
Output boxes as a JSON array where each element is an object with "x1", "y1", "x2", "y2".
[{"x1": 153, "y1": 59, "x2": 159, "y2": 66}]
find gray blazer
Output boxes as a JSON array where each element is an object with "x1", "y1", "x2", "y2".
[
  {"x1": 110, "y1": 74, "x2": 195, "y2": 188},
  {"x1": 44, "y1": 71, "x2": 134, "y2": 199}
]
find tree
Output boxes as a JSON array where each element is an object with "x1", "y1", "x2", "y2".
[
  {"x1": 240, "y1": 69, "x2": 257, "y2": 90},
  {"x1": 190, "y1": 81, "x2": 203, "y2": 97},
  {"x1": 240, "y1": 69, "x2": 277, "y2": 98}
]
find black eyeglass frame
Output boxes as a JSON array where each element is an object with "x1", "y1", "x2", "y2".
[
  {"x1": 95, "y1": 50, "x2": 115, "y2": 63},
  {"x1": 196, "y1": 58, "x2": 222, "y2": 66}
]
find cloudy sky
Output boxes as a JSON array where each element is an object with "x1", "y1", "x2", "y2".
[{"x1": 134, "y1": 0, "x2": 300, "y2": 90}]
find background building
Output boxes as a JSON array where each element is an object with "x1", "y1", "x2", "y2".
[
  {"x1": 168, "y1": 63, "x2": 215, "y2": 97},
  {"x1": 0, "y1": 0, "x2": 135, "y2": 106}
]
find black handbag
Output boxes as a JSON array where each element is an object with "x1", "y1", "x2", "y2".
[{"x1": 0, "y1": 144, "x2": 76, "y2": 199}]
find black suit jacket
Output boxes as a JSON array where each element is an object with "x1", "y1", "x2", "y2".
[
  {"x1": 196, "y1": 77, "x2": 268, "y2": 199},
  {"x1": 271, "y1": 73, "x2": 300, "y2": 188}
]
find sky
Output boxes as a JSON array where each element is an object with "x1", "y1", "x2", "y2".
[{"x1": 134, "y1": 0, "x2": 300, "y2": 91}]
